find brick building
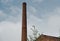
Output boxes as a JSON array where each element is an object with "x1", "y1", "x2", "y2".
[{"x1": 36, "y1": 34, "x2": 60, "y2": 41}]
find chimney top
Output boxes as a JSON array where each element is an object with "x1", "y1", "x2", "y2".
[{"x1": 23, "y1": 2, "x2": 26, "y2": 5}]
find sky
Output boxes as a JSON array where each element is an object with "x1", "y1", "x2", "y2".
[{"x1": 0, "y1": 0, "x2": 60, "y2": 41}]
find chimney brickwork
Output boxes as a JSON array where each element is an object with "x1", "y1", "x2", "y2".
[{"x1": 21, "y1": 2, "x2": 27, "y2": 41}]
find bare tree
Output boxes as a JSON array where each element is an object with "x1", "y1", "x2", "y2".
[{"x1": 27, "y1": 25, "x2": 40, "y2": 41}]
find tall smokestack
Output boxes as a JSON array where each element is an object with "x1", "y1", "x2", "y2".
[{"x1": 21, "y1": 2, "x2": 27, "y2": 41}]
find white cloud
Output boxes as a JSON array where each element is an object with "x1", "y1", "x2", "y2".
[
  {"x1": 30, "y1": 6, "x2": 37, "y2": 14},
  {"x1": 7, "y1": 6, "x2": 22, "y2": 22},
  {"x1": 28, "y1": 6, "x2": 37, "y2": 14},
  {"x1": 0, "y1": 6, "x2": 22, "y2": 40},
  {"x1": 0, "y1": 4, "x2": 22, "y2": 41},
  {"x1": 46, "y1": 7, "x2": 60, "y2": 16},
  {"x1": 0, "y1": 10, "x2": 8, "y2": 21},
  {"x1": 9, "y1": 6, "x2": 21, "y2": 15},
  {"x1": 32, "y1": 0, "x2": 43, "y2": 3},
  {"x1": 0, "y1": 1, "x2": 22, "y2": 40},
  {"x1": 53, "y1": 7, "x2": 60, "y2": 15},
  {"x1": 27, "y1": 7, "x2": 60, "y2": 37},
  {"x1": 1, "y1": 0, "x2": 13, "y2": 5},
  {"x1": 29, "y1": 15, "x2": 42, "y2": 22},
  {"x1": 27, "y1": 6, "x2": 43, "y2": 36},
  {"x1": 1, "y1": 0, "x2": 9, "y2": 3},
  {"x1": 0, "y1": 11, "x2": 6, "y2": 16},
  {"x1": 39, "y1": 7, "x2": 60, "y2": 37},
  {"x1": 44, "y1": 15, "x2": 60, "y2": 37},
  {"x1": 0, "y1": 21, "x2": 21, "y2": 41},
  {"x1": 0, "y1": 6, "x2": 22, "y2": 22},
  {"x1": 48, "y1": 15, "x2": 60, "y2": 27},
  {"x1": 27, "y1": 14, "x2": 42, "y2": 36}
]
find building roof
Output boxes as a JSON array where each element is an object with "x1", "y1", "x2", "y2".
[
  {"x1": 40, "y1": 34, "x2": 60, "y2": 39},
  {"x1": 36, "y1": 34, "x2": 60, "y2": 41}
]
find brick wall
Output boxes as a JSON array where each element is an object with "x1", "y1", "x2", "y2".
[{"x1": 36, "y1": 35, "x2": 60, "y2": 41}]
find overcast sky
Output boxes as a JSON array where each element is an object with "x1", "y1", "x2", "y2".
[{"x1": 0, "y1": 0, "x2": 60, "y2": 41}]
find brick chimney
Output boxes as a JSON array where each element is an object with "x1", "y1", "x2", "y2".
[{"x1": 21, "y1": 2, "x2": 27, "y2": 41}]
